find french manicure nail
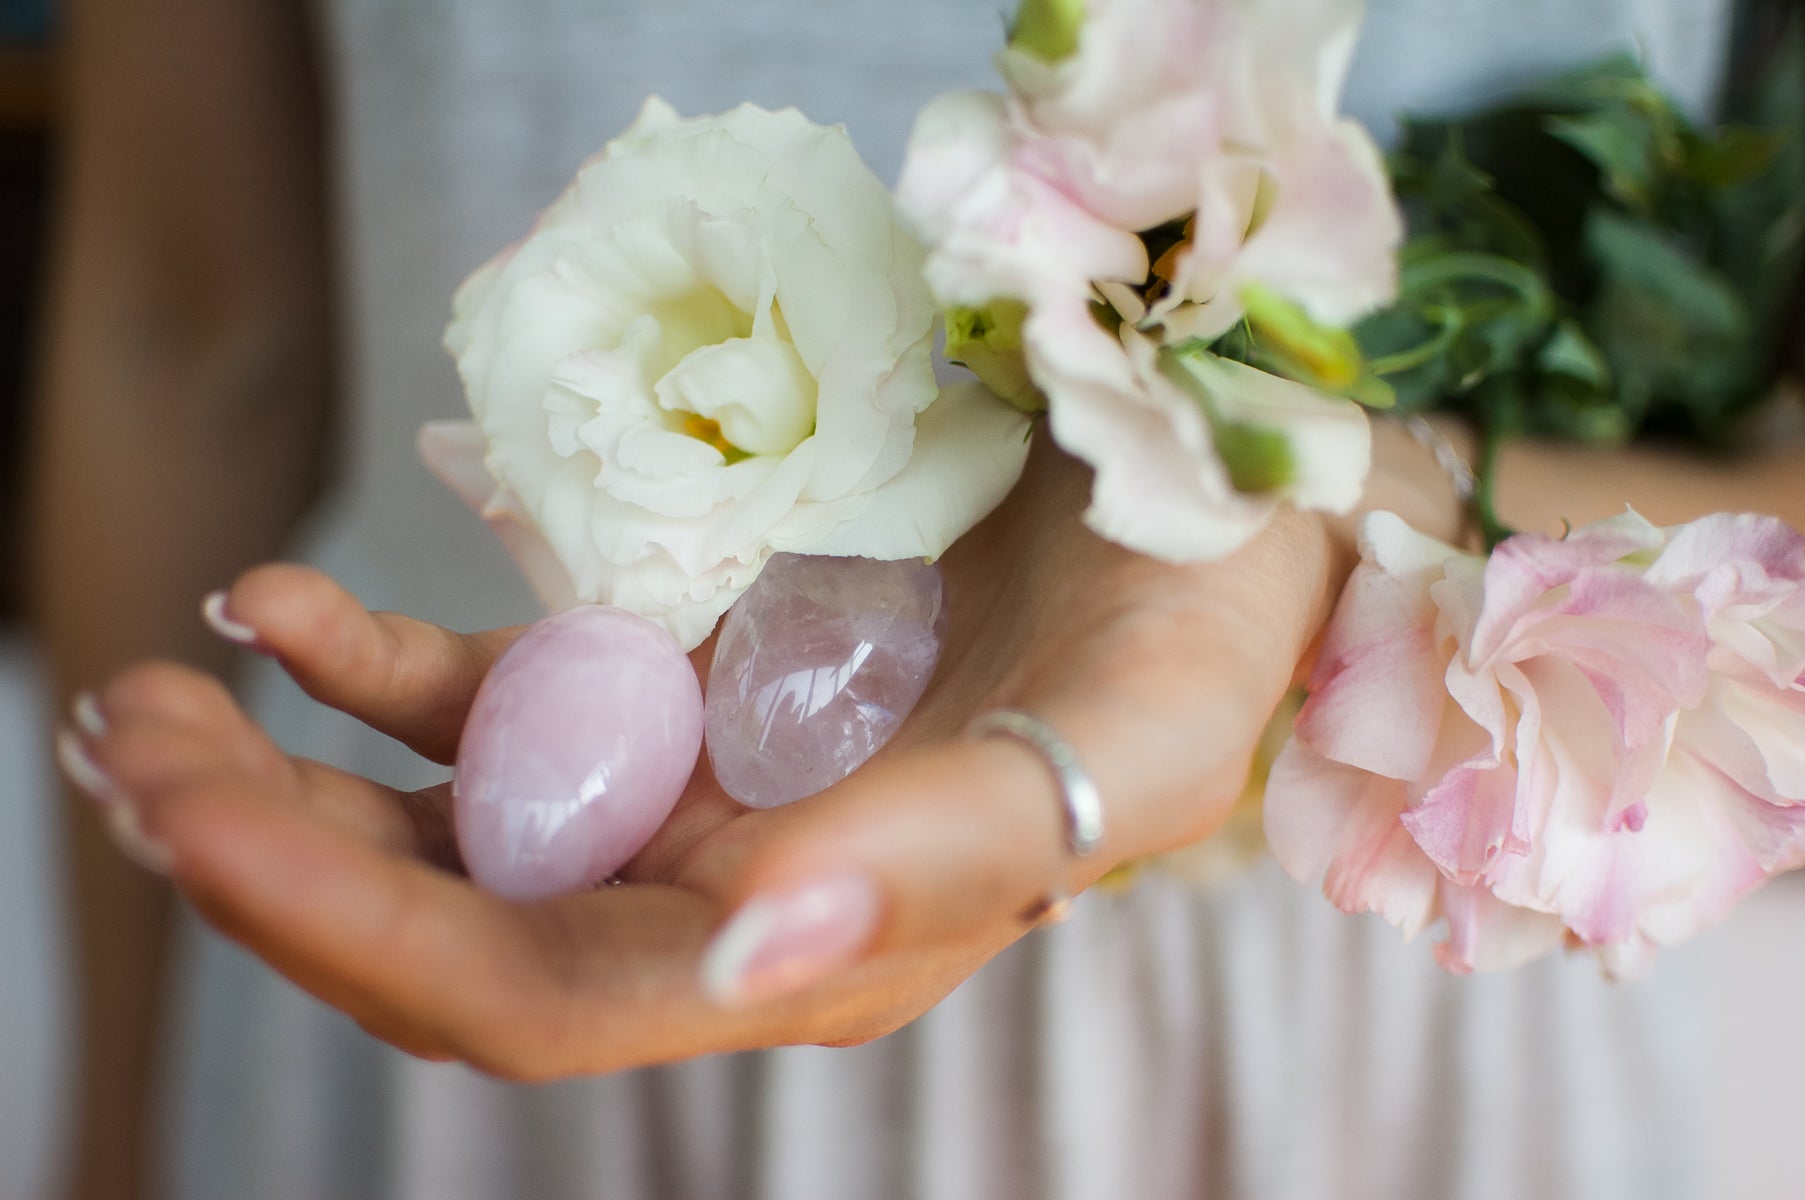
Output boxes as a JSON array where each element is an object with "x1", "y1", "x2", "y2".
[
  {"x1": 101, "y1": 795, "x2": 174, "y2": 873},
  {"x1": 56, "y1": 727, "x2": 126, "y2": 806},
  {"x1": 700, "y1": 873, "x2": 881, "y2": 1007},
  {"x1": 72, "y1": 691, "x2": 108, "y2": 738},
  {"x1": 201, "y1": 590, "x2": 260, "y2": 648},
  {"x1": 54, "y1": 728, "x2": 172, "y2": 873}
]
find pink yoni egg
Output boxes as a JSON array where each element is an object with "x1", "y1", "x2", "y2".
[
  {"x1": 454, "y1": 606, "x2": 703, "y2": 902},
  {"x1": 706, "y1": 553, "x2": 946, "y2": 809}
]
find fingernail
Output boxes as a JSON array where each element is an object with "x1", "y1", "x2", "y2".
[
  {"x1": 201, "y1": 590, "x2": 260, "y2": 648},
  {"x1": 54, "y1": 728, "x2": 172, "y2": 873},
  {"x1": 700, "y1": 873, "x2": 881, "y2": 1007},
  {"x1": 72, "y1": 691, "x2": 108, "y2": 738}
]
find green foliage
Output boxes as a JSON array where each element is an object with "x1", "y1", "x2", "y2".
[{"x1": 1362, "y1": 41, "x2": 1805, "y2": 451}]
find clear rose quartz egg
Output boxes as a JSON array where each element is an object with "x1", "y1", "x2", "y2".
[
  {"x1": 455, "y1": 606, "x2": 703, "y2": 901},
  {"x1": 706, "y1": 553, "x2": 947, "y2": 809}
]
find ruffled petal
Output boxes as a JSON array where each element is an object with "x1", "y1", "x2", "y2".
[
  {"x1": 795, "y1": 381, "x2": 1032, "y2": 560},
  {"x1": 1294, "y1": 512, "x2": 1466, "y2": 779},
  {"x1": 1266, "y1": 738, "x2": 1441, "y2": 937}
]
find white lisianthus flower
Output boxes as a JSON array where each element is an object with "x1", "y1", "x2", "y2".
[{"x1": 430, "y1": 99, "x2": 1031, "y2": 649}]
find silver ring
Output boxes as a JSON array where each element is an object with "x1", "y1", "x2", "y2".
[{"x1": 968, "y1": 709, "x2": 1106, "y2": 859}]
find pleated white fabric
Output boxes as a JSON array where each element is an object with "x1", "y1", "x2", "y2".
[
  {"x1": 0, "y1": 639, "x2": 68, "y2": 1200},
  {"x1": 161, "y1": 2, "x2": 1734, "y2": 1196}
]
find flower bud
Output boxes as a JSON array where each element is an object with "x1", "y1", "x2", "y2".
[
  {"x1": 1009, "y1": 0, "x2": 1085, "y2": 64},
  {"x1": 945, "y1": 301, "x2": 1046, "y2": 414}
]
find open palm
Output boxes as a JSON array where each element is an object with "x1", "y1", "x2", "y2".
[{"x1": 70, "y1": 442, "x2": 1341, "y2": 1079}]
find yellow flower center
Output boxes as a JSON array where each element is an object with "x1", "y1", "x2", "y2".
[{"x1": 677, "y1": 411, "x2": 748, "y2": 462}]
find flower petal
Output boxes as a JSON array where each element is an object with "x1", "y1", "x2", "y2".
[
  {"x1": 794, "y1": 381, "x2": 1032, "y2": 560},
  {"x1": 1266, "y1": 738, "x2": 1441, "y2": 937},
  {"x1": 1295, "y1": 512, "x2": 1467, "y2": 779},
  {"x1": 417, "y1": 422, "x2": 579, "y2": 613}
]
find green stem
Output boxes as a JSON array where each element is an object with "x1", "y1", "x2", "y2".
[
  {"x1": 1397, "y1": 252, "x2": 1555, "y2": 320},
  {"x1": 1472, "y1": 425, "x2": 1516, "y2": 551},
  {"x1": 1364, "y1": 304, "x2": 1464, "y2": 376}
]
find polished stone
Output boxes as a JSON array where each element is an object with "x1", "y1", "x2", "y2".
[
  {"x1": 706, "y1": 553, "x2": 947, "y2": 809},
  {"x1": 455, "y1": 606, "x2": 703, "y2": 901}
]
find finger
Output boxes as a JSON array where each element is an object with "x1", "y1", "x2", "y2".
[
  {"x1": 352, "y1": 1015, "x2": 461, "y2": 1064},
  {"x1": 73, "y1": 667, "x2": 612, "y2": 1069},
  {"x1": 157, "y1": 773, "x2": 584, "y2": 1074},
  {"x1": 208, "y1": 563, "x2": 525, "y2": 762},
  {"x1": 73, "y1": 668, "x2": 773, "y2": 1073},
  {"x1": 291, "y1": 766, "x2": 462, "y2": 872},
  {"x1": 84, "y1": 662, "x2": 457, "y2": 867},
  {"x1": 156, "y1": 779, "x2": 788, "y2": 1078}
]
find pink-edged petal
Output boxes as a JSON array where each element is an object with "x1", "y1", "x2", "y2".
[
  {"x1": 1680, "y1": 674, "x2": 1805, "y2": 806},
  {"x1": 1011, "y1": 90, "x2": 1219, "y2": 235},
  {"x1": 1265, "y1": 738, "x2": 1441, "y2": 936},
  {"x1": 1032, "y1": 308, "x2": 1276, "y2": 563},
  {"x1": 1534, "y1": 747, "x2": 1768, "y2": 950},
  {"x1": 1721, "y1": 787, "x2": 1805, "y2": 874},
  {"x1": 1466, "y1": 510, "x2": 1665, "y2": 664},
  {"x1": 417, "y1": 422, "x2": 578, "y2": 613},
  {"x1": 1403, "y1": 759, "x2": 1527, "y2": 885},
  {"x1": 1433, "y1": 882, "x2": 1565, "y2": 974},
  {"x1": 1652, "y1": 513, "x2": 1805, "y2": 686},
  {"x1": 1505, "y1": 565, "x2": 1710, "y2": 747},
  {"x1": 1295, "y1": 512, "x2": 1466, "y2": 778},
  {"x1": 1216, "y1": 120, "x2": 1400, "y2": 327},
  {"x1": 1648, "y1": 511, "x2": 1805, "y2": 598},
  {"x1": 898, "y1": 90, "x2": 1147, "y2": 311}
]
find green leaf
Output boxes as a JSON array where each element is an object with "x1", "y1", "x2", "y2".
[
  {"x1": 1583, "y1": 209, "x2": 1752, "y2": 433},
  {"x1": 1685, "y1": 125, "x2": 1785, "y2": 189},
  {"x1": 1707, "y1": 16, "x2": 1805, "y2": 428},
  {"x1": 1547, "y1": 106, "x2": 1672, "y2": 213},
  {"x1": 1514, "y1": 52, "x2": 1653, "y2": 111},
  {"x1": 1586, "y1": 210, "x2": 1747, "y2": 342},
  {"x1": 1372, "y1": 39, "x2": 1802, "y2": 451},
  {"x1": 1536, "y1": 318, "x2": 1610, "y2": 389}
]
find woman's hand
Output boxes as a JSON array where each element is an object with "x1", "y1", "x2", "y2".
[{"x1": 59, "y1": 441, "x2": 1360, "y2": 1080}]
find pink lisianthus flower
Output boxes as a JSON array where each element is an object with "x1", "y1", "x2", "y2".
[
  {"x1": 1266, "y1": 509, "x2": 1805, "y2": 977},
  {"x1": 898, "y1": 0, "x2": 1396, "y2": 326},
  {"x1": 895, "y1": 0, "x2": 1398, "y2": 563},
  {"x1": 1029, "y1": 309, "x2": 1370, "y2": 561}
]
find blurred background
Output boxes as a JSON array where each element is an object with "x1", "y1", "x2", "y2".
[
  {"x1": 0, "y1": 2, "x2": 66, "y2": 1199},
  {"x1": 0, "y1": 2, "x2": 1803, "y2": 1198}
]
